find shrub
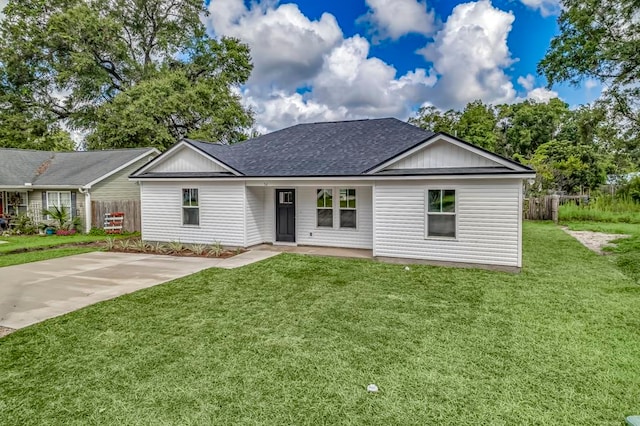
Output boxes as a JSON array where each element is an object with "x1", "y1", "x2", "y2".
[
  {"x1": 88, "y1": 227, "x2": 107, "y2": 236},
  {"x1": 11, "y1": 214, "x2": 38, "y2": 235},
  {"x1": 208, "y1": 241, "x2": 224, "y2": 257}
]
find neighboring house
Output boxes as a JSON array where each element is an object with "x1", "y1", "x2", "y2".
[
  {"x1": 0, "y1": 148, "x2": 159, "y2": 232},
  {"x1": 130, "y1": 118, "x2": 535, "y2": 269}
]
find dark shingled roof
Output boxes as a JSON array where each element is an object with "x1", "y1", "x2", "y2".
[
  {"x1": 0, "y1": 148, "x2": 155, "y2": 187},
  {"x1": 185, "y1": 118, "x2": 435, "y2": 177}
]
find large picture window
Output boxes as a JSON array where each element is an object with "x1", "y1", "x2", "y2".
[
  {"x1": 182, "y1": 188, "x2": 199, "y2": 226},
  {"x1": 316, "y1": 189, "x2": 333, "y2": 227},
  {"x1": 46, "y1": 191, "x2": 71, "y2": 216},
  {"x1": 339, "y1": 188, "x2": 356, "y2": 229},
  {"x1": 427, "y1": 189, "x2": 456, "y2": 238}
]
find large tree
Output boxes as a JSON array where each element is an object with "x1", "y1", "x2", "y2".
[
  {"x1": 538, "y1": 0, "x2": 640, "y2": 164},
  {"x1": 0, "y1": 0, "x2": 253, "y2": 150},
  {"x1": 455, "y1": 100, "x2": 497, "y2": 151},
  {"x1": 497, "y1": 98, "x2": 569, "y2": 158}
]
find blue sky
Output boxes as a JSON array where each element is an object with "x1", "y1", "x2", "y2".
[
  {"x1": 203, "y1": 0, "x2": 603, "y2": 132},
  {"x1": 2, "y1": 0, "x2": 598, "y2": 133}
]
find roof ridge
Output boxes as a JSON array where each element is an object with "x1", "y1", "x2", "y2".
[
  {"x1": 296, "y1": 117, "x2": 399, "y2": 126},
  {"x1": 0, "y1": 147, "x2": 154, "y2": 154}
]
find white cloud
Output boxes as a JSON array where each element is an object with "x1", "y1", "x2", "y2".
[
  {"x1": 525, "y1": 87, "x2": 558, "y2": 103},
  {"x1": 360, "y1": 0, "x2": 437, "y2": 41},
  {"x1": 206, "y1": 0, "x2": 342, "y2": 90},
  {"x1": 205, "y1": 0, "x2": 560, "y2": 133},
  {"x1": 517, "y1": 73, "x2": 558, "y2": 102},
  {"x1": 518, "y1": 0, "x2": 561, "y2": 17},
  {"x1": 418, "y1": 0, "x2": 517, "y2": 108},
  {"x1": 585, "y1": 79, "x2": 598, "y2": 90},
  {"x1": 313, "y1": 36, "x2": 436, "y2": 115},
  {"x1": 242, "y1": 90, "x2": 350, "y2": 135},
  {"x1": 206, "y1": 0, "x2": 437, "y2": 132},
  {"x1": 517, "y1": 74, "x2": 535, "y2": 91}
]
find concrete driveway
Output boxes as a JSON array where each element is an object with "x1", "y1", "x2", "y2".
[{"x1": 0, "y1": 250, "x2": 278, "y2": 331}]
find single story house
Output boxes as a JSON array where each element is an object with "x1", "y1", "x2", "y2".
[
  {"x1": 131, "y1": 118, "x2": 535, "y2": 269},
  {"x1": 0, "y1": 147, "x2": 158, "y2": 232}
]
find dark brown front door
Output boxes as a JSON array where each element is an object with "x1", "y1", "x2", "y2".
[{"x1": 276, "y1": 189, "x2": 295, "y2": 242}]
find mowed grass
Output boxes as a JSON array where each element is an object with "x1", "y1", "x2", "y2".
[
  {"x1": 0, "y1": 247, "x2": 98, "y2": 267},
  {"x1": 565, "y1": 221, "x2": 640, "y2": 283},
  {"x1": 0, "y1": 234, "x2": 112, "y2": 254},
  {"x1": 1, "y1": 222, "x2": 639, "y2": 425}
]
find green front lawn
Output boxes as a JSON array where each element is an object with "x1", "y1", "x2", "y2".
[
  {"x1": 1, "y1": 222, "x2": 639, "y2": 424},
  {"x1": 0, "y1": 234, "x2": 115, "y2": 254},
  {"x1": 0, "y1": 247, "x2": 98, "y2": 268}
]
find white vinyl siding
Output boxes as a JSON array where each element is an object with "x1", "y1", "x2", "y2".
[
  {"x1": 141, "y1": 181, "x2": 244, "y2": 246},
  {"x1": 386, "y1": 139, "x2": 499, "y2": 169},
  {"x1": 296, "y1": 186, "x2": 373, "y2": 249},
  {"x1": 151, "y1": 146, "x2": 231, "y2": 173},
  {"x1": 374, "y1": 180, "x2": 521, "y2": 267},
  {"x1": 246, "y1": 186, "x2": 266, "y2": 246}
]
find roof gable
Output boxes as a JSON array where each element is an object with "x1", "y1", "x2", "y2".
[
  {"x1": 368, "y1": 133, "x2": 532, "y2": 174},
  {"x1": 140, "y1": 143, "x2": 238, "y2": 176}
]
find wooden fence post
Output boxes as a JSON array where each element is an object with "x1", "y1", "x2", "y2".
[{"x1": 551, "y1": 195, "x2": 559, "y2": 224}]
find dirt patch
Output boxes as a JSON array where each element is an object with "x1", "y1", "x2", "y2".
[
  {"x1": 562, "y1": 227, "x2": 630, "y2": 255},
  {"x1": 0, "y1": 326, "x2": 15, "y2": 338}
]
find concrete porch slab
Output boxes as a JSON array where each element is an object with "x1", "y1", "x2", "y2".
[{"x1": 250, "y1": 244, "x2": 373, "y2": 260}]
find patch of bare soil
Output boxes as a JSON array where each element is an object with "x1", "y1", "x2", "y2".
[
  {"x1": 0, "y1": 326, "x2": 15, "y2": 338},
  {"x1": 562, "y1": 227, "x2": 630, "y2": 255}
]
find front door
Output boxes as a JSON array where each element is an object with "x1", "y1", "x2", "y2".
[{"x1": 276, "y1": 189, "x2": 296, "y2": 242}]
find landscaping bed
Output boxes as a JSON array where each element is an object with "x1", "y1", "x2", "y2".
[{"x1": 105, "y1": 238, "x2": 245, "y2": 258}]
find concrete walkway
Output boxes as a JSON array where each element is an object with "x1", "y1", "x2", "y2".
[{"x1": 0, "y1": 250, "x2": 279, "y2": 330}]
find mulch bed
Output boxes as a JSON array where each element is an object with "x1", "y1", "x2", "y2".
[{"x1": 107, "y1": 248, "x2": 242, "y2": 259}]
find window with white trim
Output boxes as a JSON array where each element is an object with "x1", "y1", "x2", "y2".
[
  {"x1": 316, "y1": 189, "x2": 333, "y2": 227},
  {"x1": 427, "y1": 189, "x2": 456, "y2": 238},
  {"x1": 182, "y1": 188, "x2": 199, "y2": 226},
  {"x1": 46, "y1": 191, "x2": 72, "y2": 216},
  {"x1": 339, "y1": 188, "x2": 356, "y2": 229}
]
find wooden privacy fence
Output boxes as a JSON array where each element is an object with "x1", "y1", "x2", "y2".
[
  {"x1": 91, "y1": 200, "x2": 141, "y2": 232},
  {"x1": 524, "y1": 195, "x2": 588, "y2": 222},
  {"x1": 524, "y1": 196, "x2": 559, "y2": 222}
]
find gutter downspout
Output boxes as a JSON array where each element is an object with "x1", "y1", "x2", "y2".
[{"x1": 78, "y1": 187, "x2": 91, "y2": 233}]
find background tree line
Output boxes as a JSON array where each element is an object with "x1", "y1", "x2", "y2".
[
  {"x1": 0, "y1": 0, "x2": 638, "y2": 198},
  {"x1": 409, "y1": 98, "x2": 638, "y2": 195}
]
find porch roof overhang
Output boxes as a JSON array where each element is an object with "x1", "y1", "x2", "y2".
[{"x1": 0, "y1": 185, "x2": 84, "y2": 190}]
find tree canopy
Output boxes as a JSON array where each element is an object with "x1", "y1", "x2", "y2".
[
  {"x1": 538, "y1": 0, "x2": 640, "y2": 161},
  {"x1": 409, "y1": 98, "x2": 631, "y2": 194},
  {"x1": 0, "y1": 0, "x2": 253, "y2": 150}
]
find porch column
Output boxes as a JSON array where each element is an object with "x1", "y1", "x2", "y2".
[{"x1": 84, "y1": 190, "x2": 92, "y2": 233}]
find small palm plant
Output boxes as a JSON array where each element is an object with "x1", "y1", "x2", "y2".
[{"x1": 41, "y1": 206, "x2": 81, "y2": 231}]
